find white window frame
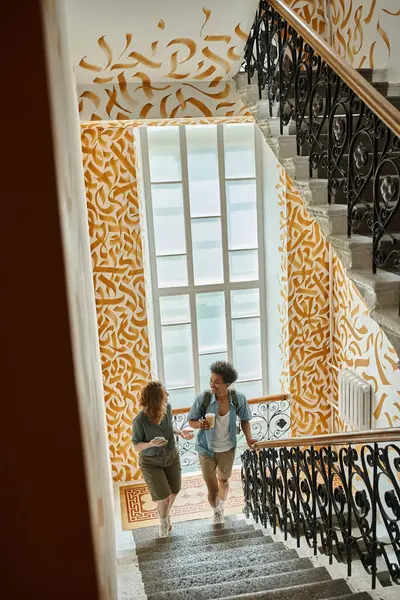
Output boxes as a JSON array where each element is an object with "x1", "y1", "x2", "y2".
[{"x1": 138, "y1": 122, "x2": 268, "y2": 399}]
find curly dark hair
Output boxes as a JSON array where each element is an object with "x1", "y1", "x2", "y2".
[
  {"x1": 210, "y1": 361, "x2": 238, "y2": 385},
  {"x1": 139, "y1": 381, "x2": 167, "y2": 424}
]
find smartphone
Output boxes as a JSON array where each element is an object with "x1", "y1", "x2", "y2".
[{"x1": 154, "y1": 437, "x2": 166, "y2": 442}]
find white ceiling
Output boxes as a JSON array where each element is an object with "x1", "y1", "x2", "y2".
[{"x1": 66, "y1": 0, "x2": 258, "y2": 84}]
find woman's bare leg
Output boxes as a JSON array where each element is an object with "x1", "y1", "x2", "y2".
[{"x1": 156, "y1": 495, "x2": 171, "y2": 518}]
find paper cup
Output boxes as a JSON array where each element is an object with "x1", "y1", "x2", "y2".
[{"x1": 205, "y1": 412, "x2": 215, "y2": 427}]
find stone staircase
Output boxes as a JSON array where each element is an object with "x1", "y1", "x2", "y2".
[
  {"x1": 235, "y1": 71, "x2": 400, "y2": 359},
  {"x1": 132, "y1": 516, "x2": 373, "y2": 600}
]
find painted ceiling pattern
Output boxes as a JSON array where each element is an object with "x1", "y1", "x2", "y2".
[
  {"x1": 328, "y1": 0, "x2": 400, "y2": 68},
  {"x1": 75, "y1": 7, "x2": 250, "y2": 83},
  {"x1": 287, "y1": 0, "x2": 400, "y2": 69},
  {"x1": 68, "y1": 1, "x2": 257, "y2": 120}
]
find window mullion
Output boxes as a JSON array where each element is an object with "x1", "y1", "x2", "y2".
[
  {"x1": 139, "y1": 127, "x2": 165, "y2": 382},
  {"x1": 217, "y1": 124, "x2": 233, "y2": 364},
  {"x1": 255, "y1": 125, "x2": 268, "y2": 395},
  {"x1": 179, "y1": 126, "x2": 200, "y2": 394}
]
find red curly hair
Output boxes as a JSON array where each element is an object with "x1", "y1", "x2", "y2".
[{"x1": 139, "y1": 381, "x2": 167, "y2": 424}]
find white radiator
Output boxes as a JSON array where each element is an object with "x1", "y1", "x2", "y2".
[{"x1": 338, "y1": 370, "x2": 372, "y2": 430}]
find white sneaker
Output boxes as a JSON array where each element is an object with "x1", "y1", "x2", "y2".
[
  {"x1": 159, "y1": 521, "x2": 170, "y2": 538},
  {"x1": 213, "y1": 509, "x2": 224, "y2": 525}
]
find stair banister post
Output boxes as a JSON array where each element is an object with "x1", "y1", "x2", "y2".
[
  {"x1": 311, "y1": 445, "x2": 318, "y2": 556},
  {"x1": 371, "y1": 442, "x2": 378, "y2": 590},
  {"x1": 295, "y1": 446, "x2": 301, "y2": 548},
  {"x1": 272, "y1": 446, "x2": 277, "y2": 534},
  {"x1": 372, "y1": 115, "x2": 378, "y2": 276},
  {"x1": 327, "y1": 444, "x2": 333, "y2": 564},
  {"x1": 282, "y1": 447, "x2": 289, "y2": 541},
  {"x1": 346, "y1": 90, "x2": 354, "y2": 239},
  {"x1": 347, "y1": 444, "x2": 353, "y2": 577}
]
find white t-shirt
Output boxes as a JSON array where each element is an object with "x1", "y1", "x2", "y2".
[{"x1": 213, "y1": 411, "x2": 234, "y2": 452}]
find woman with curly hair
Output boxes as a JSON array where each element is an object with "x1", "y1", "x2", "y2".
[{"x1": 132, "y1": 381, "x2": 193, "y2": 537}]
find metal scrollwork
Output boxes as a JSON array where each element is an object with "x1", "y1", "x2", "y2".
[
  {"x1": 241, "y1": 1, "x2": 400, "y2": 300},
  {"x1": 241, "y1": 440, "x2": 400, "y2": 588},
  {"x1": 172, "y1": 398, "x2": 291, "y2": 474}
]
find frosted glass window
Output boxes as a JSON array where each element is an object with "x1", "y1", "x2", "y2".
[
  {"x1": 232, "y1": 317, "x2": 262, "y2": 380},
  {"x1": 224, "y1": 123, "x2": 256, "y2": 179},
  {"x1": 187, "y1": 125, "x2": 220, "y2": 217},
  {"x1": 235, "y1": 379, "x2": 262, "y2": 399},
  {"x1": 168, "y1": 387, "x2": 195, "y2": 410},
  {"x1": 157, "y1": 255, "x2": 188, "y2": 288},
  {"x1": 231, "y1": 289, "x2": 260, "y2": 318},
  {"x1": 196, "y1": 292, "x2": 226, "y2": 354},
  {"x1": 160, "y1": 295, "x2": 190, "y2": 325},
  {"x1": 148, "y1": 126, "x2": 181, "y2": 182},
  {"x1": 152, "y1": 184, "x2": 186, "y2": 255},
  {"x1": 226, "y1": 180, "x2": 258, "y2": 250},
  {"x1": 229, "y1": 250, "x2": 259, "y2": 282},
  {"x1": 199, "y1": 352, "x2": 227, "y2": 391},
  {"x1": 162, "y1": 324, "x2": 194, "y2": 388},
  {"x1": 192, "y1": 218, "x2": 223, "y2": 285}
]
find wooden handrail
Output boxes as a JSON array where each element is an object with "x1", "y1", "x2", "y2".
[
  {"x1": 253, "y1": 427, "x2": 400, "y2": 449},
  {"x1": 171, "y1": 393, "x2": 289, "y2": 415},
  {"x1": 267, "y1": 0, "x2": 400, "y2": 139}
]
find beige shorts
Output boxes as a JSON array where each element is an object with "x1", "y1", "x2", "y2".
[{"x1": 199, "y1": 448, "x2": 236, "y2": 486}]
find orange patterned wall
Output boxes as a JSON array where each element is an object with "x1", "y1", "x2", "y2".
[
  {"x1": 277, "y1": 166, "x2": 331, "y2": 436},
  {"x1": 328, "y1": 0, "x2": 400, "y2": 69},
  {"x1": 286, "y1": 1, "x2": 400, "y2": 70},
  {"x1": 81, "y1": 122, "x2": 151, "y2": 482},
  {"x1": 276, "y1": 162, "x2": 399, "y2": 437},
  {"x1": 332, "y1": 256, "x2": 400, "y2": 431},
  {"x1": 285, "y1": 0, "x2": 328, "y2": 37},
  {"x1": 81, "y1": 116, "x2": 252, "y2": 482}
]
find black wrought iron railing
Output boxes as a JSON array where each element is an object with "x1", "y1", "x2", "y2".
[
  {"x1": 241, "y1": 0, "x2": 400, "y2": 290},
  {"x1": 242, "y1": 429, "x2": 400, "y2": 588},
  {"x1": 172, "y1": 394, "x2": 291, "y2": 474}
]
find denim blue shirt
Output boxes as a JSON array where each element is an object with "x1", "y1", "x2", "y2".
[{"x1": 187, "y1": 390, "x2": 252, "y2": 457}]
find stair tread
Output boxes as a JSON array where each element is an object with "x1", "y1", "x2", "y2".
[
  {"x1": 132, "y1": 516, "x2": 247, "y2": 543},
  {"x1": 136, "y1": 526, "x2": 258, "y2": 553},
  {"x1": 146, "y1": 566, "x2": 331, "y2": 600},
  {"x1": 328, "y1": 233, "x2": 372, "y2": 246},
  {"x1": 215, "y1": 578, "x2": 352, "y2": 600},
  {"x1": 139, "y1": 543, "x2": 294, "y2": 581},
  {"x1": 138, "y1": 535, "x2": 274, "y2": 566},
  {"x1": 144, "y1": 557, "x2": 314, "y2": 594},
  {"x1": 137, "y1": 529, "x2": 263, "y2": 556},
  {"x1": 347, "y1": 268, "x2": 400, "y2": 287}
]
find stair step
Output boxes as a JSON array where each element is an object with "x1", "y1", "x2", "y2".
[
  {"x1": 132, "y1": 515, "x2": 247, "y2": 544},
  {"x1": 144, "y1": 556, "x2": 314, "y2": 595},
  {"x1": 146, "y1": 566, "x2": 331, "y2": 600},
  {"x1": 216, "y1": 578, "x2": 352, "y2": 600},
  {"x1": 281, "y1": 156, "x2": 309, "y2": 180},
  {"x1": 135, "y1": 524, "x2": 256, "y2": 552},
  {"x1": 324, "y1": 595, "x2": 372, "y2": 600},
  {"x1": 307, "y1": 204, "x2": 348, "y2": 236},
  {"x1": 138, "y1": 535, "x2": 273, "y2": 566},
  {"x1": 328, "y1": 233, "x2": 373, "y2": 270},
  {"x1": 139, "y1": 542, "x2": 294, "y2": 582},
  {"x1": 137, "y1": 528, "x2": 263, "y2": 556},
  {"x1": 295, "y1": 178, "x2": 328, "y2": 206}
]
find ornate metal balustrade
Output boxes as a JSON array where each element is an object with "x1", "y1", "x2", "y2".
[
  {"x1": 241, "y1": 429, "x2": 400, "y2": 588},
  {"x1": 172, "y1": 394, "x2": 291, "y2": 474},
  {"x1": 242, "y1": 0, "x2": 400, "y2": 285}
]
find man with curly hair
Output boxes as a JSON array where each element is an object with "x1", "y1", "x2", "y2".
[{"x1": 188, "y1": 361, "x2": 256, "y2": 524}]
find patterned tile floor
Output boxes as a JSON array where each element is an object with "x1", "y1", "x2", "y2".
[{"x1": 120, "y1": 468, "x2": 243, "y2": 530}]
